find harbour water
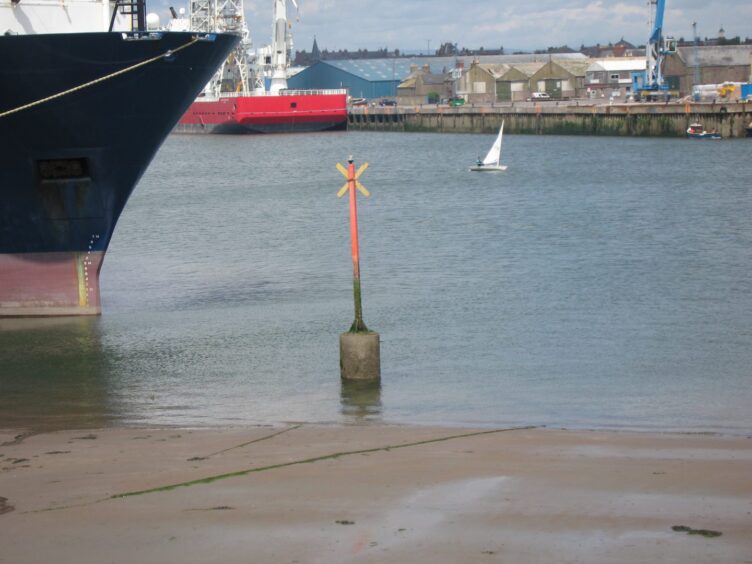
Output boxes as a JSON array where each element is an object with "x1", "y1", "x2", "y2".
[{"x1": 2, "y1": 131, "x2": 751, "y2": 433}]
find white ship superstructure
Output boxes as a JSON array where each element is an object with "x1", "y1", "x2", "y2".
[{"x1": 1, "y1": 0, "x2": 129, "y2": 34}]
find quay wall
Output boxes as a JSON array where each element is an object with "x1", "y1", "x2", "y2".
[{"x1": 348, "y1": 102, "x2": 751, "y2": 138}]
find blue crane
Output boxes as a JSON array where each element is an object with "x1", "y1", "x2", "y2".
[{"x1": 631, "y1": 0, "x2": 677, "y2": 101}]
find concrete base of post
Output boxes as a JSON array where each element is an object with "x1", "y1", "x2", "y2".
[{"x1": 340, "y1": 331, "x2": 380, "y2": 380}]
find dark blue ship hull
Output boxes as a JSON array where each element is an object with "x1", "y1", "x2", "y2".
[{"x1": 0, "y1": 31, "x2": 238, "y2": 315}]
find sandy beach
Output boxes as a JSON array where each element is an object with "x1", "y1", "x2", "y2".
[{"x1": 1, "y1": 424, "x2": 750, "y2": 563}]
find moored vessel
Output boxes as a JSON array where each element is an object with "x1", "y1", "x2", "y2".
[
  {"x1": 177, "y1": 0, "x2": 347, "y2": 134},
  {"x1": 686, "y1": 123, "x2": 721, "y2": 140},
  {"x1": 0, "y1": 0, "x2": 238, "y2": 316},
  {"x1": 176, "y1": 89, "x2": 347, "y2": 134}
]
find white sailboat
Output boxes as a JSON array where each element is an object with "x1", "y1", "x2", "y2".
[{"x1": 470, "y1": 121, "x2": 507, "y2": 172}]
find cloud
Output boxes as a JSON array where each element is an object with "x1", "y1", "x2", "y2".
[
  {"x1": 151, "y1": 0, "x2": 751, "y2": 52},
  {"x1": 475, "y1": 2, "x2": 646, "y2": 44}
]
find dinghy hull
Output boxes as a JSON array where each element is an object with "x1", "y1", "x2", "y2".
[{"x1": 469, "y1": 165, "x2": 508, "y2": 172}]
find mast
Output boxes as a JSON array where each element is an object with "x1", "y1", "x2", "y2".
[
  {"x1": 692, "y1": 22, "x2": 701, "y2": 94},
  {"x1": 269, "y1": 0, "x2": 298, "y2": 93}
]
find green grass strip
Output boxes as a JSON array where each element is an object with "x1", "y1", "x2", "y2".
[
  {"x1": 112, "y1": 426, "x2": 535, "y2": 499},
  {"x1": 205, "y1": 424, "x2": 303, "y2": 458}
]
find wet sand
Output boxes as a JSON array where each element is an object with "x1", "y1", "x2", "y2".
[{"x1": 1, "y1": 424, "x2": 750, "y2": 563}]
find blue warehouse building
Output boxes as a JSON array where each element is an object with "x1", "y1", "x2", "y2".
[{"x1": 287, "y1": 59, "x2": 410, "y2": 99}]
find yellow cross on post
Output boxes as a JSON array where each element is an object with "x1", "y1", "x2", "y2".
[
  {"x1": 336, "y1": 161, "x2": 370, "y2": 198},
  {"x1": 336, "y1": 156, "x2": 371, "y2": 333}
]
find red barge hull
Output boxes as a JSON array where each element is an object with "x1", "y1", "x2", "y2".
[{"x1": 176, "y1": 90, "x2": 348, "y2": 134}]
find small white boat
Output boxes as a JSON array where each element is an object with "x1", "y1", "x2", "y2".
[
  {"x1": 686, "y1": 123, "x2": 721, "y2": 140},
  {"x1": 470, "y1": 121, "x2": 508, "y2": 172}
]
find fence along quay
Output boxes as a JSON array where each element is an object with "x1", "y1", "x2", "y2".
[{"x1": 348, "y1": 101, "x2": 750, "y2": 138}]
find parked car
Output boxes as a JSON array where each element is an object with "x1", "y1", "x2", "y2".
[
  {"x1": 378, "y1": 98, "x2": 397, "y2": 106},
  {"x1": 527, "y1": 92, "x2": 552, "y2": 101},
  {"x1": 449, "y1": 97, "x2": 465, "y2": 107}
]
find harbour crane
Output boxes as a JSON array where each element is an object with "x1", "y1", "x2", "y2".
[{"x1": 631, "y1": 0, "x2": 677, "y2": 101}]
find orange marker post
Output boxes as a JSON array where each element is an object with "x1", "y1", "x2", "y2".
[{"x1": 336, "y1": 156, "x2": 370, "y2": 332}]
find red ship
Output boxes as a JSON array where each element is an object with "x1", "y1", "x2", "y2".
[
  {"x1": 177, "y1": 89, "x2": 348, "y2": 134},
  {"x1": 176, "y1": 0, "x2": 347, "y2": 135}
]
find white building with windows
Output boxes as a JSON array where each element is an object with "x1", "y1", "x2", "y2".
[{"x1": 585, "y1": 58, "x2": 646, "y2": 97}]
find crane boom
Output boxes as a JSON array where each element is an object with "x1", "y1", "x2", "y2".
[{"x1": 649, "y1": 0, "x2": 666, "y2": 43}]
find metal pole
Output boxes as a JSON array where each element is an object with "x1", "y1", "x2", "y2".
[{"x1": 347, "y1": 157, "x2": 367, "y2": 332}]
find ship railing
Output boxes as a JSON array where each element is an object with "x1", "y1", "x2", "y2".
[
  {"x1": 210, "y1": 89, "x2": 348, "y2": 98},
  {"x1": 279, "y1": 89, "x2": 348, "y2": 96}
]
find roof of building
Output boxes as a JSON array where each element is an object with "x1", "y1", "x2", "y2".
[
  {"x1": 397, "y1": 77, "x2": 416, "y2": 89},
  {"x1": 476, "y1": 63, "x2": 512, "y2": 79},
  {"x1": 499, "y1": 62, "x2": 546, "y2": 78},
  {"x1": 676, "y1": 45, "x2": 752, "y2": 67},
  {"x1": 586, "y1": 57, "x2": 646, "y2": 72},
  {"x1": 615, "y1": 38, "x2": 637, "y2": 49},
  {"x1": 527, "y1": 59, "x2": 591, "y2": 80},
  {"x1": 312, "y1": 53, "x2": 587, "y2": 82},
  {"x1": 421, "y1": 73, "x2": 449, "y2": 85},
  {"x1": 554, "y1": 59, "x2": 592, "y2": 76}
]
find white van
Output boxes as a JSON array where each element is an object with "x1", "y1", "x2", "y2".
[{"x1": 529, "y1": 92, "x2": 551, "y2": 101}]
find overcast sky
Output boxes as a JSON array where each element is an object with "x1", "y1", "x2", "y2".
[{"x1": 162, "y1": 0, "x2": 751, "y2": 53}]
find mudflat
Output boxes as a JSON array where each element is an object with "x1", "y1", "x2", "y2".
[{"x1": 1, "y1": 425, "x2": 750, "y2": 563}]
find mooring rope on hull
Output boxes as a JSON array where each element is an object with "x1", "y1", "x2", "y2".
[{"x1": 0, "y1": 36, "x2": 199, "y2": 119}]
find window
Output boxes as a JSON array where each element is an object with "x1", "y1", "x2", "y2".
[{"x1": 37, "y1": 158, "x2": 89, "y2": 180}]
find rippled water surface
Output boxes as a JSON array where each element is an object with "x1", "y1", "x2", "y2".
[{"x1": 2, "y1": 131, "x2": 751, "y2": 433}]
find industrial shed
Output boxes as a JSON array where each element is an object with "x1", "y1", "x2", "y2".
[
  {"x1": 458, "y1": 63, "x2": 509, "y2": 103},
  {"x1": 286, "y1": 59, "x2": 403, "y2": 99},
  {"x1": 495, "y1": 63, "x2": 545, "y2": 101},
  {"x1": 528, "y1": 59, "x2": 591, "y2": 98},
  {"x1": 663, "y1": 46, "x2": 752, "y2": 96},
  {"x1": 287, "y1": 53, "x2": 588, "y2": 100},
  {"x1": 455, "y1": 55, "x2": 587, "y2": 102}
]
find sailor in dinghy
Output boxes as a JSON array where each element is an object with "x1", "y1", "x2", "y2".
[{"x1": 470, "y1": 121, "x2": 508, "y2": 172}]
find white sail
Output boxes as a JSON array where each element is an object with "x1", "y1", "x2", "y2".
[{"x1": 482, "y1": 121, "x2": 504, "y2": 166}]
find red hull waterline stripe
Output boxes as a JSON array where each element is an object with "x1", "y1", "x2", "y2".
[
  {"x1": 178, "y1": 93, "x2": 348, "y2": 133},
  {"x1": 0, "y1": 252, "x2": 104, "y2": 316}
]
